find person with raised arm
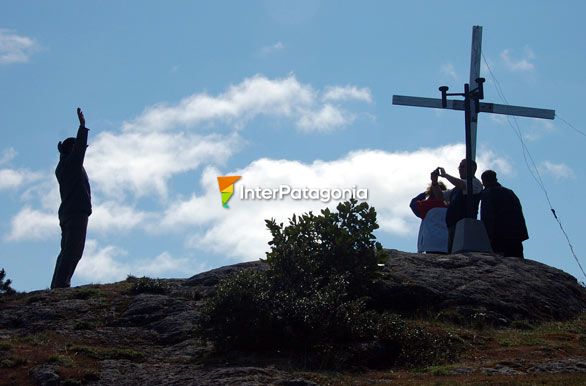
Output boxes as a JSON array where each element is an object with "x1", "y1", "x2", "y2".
[
  {"x1": 437, "y1": 159, "x2": 483, "y2": 253},
  {"x1": 51, "y1": 108, "x2": 92, "y2": 289}
]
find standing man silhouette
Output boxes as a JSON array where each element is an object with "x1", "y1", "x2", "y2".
[
  {"x1": 51, "y1": 108, "x2": 92, "y2": 289},
  {"x1": 480, "y1": 170, "x2": 528, "y2": 258}
]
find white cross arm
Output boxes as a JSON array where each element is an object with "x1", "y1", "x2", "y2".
[{"x1": 393, "y1": 95, "x2": 555, "y2": 120}]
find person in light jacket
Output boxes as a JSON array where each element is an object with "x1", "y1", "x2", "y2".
[{"x1": 410, "y1": 168, "x2": 448, "y2": 254}]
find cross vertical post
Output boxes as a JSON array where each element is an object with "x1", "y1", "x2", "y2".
[
  {"x1": 469, "y1": 26, "x2": 482, "y2": 161},
  {"x1": 464, "y1": 83, "x2": 474, "y2": 219}
]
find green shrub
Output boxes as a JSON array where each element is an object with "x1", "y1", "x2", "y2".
[
  {"x1": 265, "y1": 199, "x2": 388, "y2": 298},
  {"x1": 0, "y1": 269, "x2": 15, "y2": 296},
  {"x1": 200, "y1": 199, "x2": 461, "y2": 367},
  {"x1": 48, "y1": 355, "x2": 74, "y2": 367},
  {"x1": 0, "y1": 356, "x2": 27, "y2": 368},
  {"x1": 127, "y1": 276, "x2": 169, "y2": 294}
]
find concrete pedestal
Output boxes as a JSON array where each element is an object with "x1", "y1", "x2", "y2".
[{"x1": 452, "y1": 218, "x2": 493, "y2": 253}]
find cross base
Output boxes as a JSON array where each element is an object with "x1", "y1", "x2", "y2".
[{"x1": 452, "y1": 218, "x2": 493, "y2": 254}]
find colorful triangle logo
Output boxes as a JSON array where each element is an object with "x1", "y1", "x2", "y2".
[{"x1": 217, "y1": 176, "x2": 241, "y2": 208}]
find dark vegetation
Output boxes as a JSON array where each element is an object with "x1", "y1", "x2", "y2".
[
  {"x1": 199, "y1": 199, "x2": 462, "y2": 368},
  {"x1": 0, "y1": 268, "x2": 15, "y2": 296},
  {"x1": 126, "y1": 275, "x2": 170, "y2": 294}
]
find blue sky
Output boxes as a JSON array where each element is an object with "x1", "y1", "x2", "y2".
[{"x1": 1, "y1": 1, "x2": 585, "y2": 291}]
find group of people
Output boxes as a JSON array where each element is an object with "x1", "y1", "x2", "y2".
[
  {"x1": 50, "y1": 108, "x2": 529, "y2": 289},
  {"x1": 410, "y1": 159, "x2": 528, "y2": 258}
]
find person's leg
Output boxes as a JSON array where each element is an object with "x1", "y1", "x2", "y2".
[
  {"x1": 447, "y1": 225, "x2": 455, "y2": 253},
  {"x1": 503, "y1": 239, "x2": 524, "y2": 258},
  {"x1": 51, "y1": 219, "x2": 69, "y2": 289},
  {"x1": 490, "y1": 238, "x2": 505, "y2": 256},
  {"x1": 50, "y1": 214, "x2": 88, "y2": 289}
]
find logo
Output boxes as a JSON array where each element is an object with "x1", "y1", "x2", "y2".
[{"x1": 217, "y1": 176, "x2": 241, "y2": 208}]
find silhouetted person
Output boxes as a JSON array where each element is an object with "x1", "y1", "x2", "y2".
[
  {"x1": 438, "y1": 159, "x2": 483, "y2": 253},
  {"x1": 480, "y1": 170, "x2": 528, "y2": 258},
  {"x1": 409, "y1": 168, "x2": 448, "y2": 254},
  {"x1": 51, "y1": 108, "x2": 92, "y2": 289}
]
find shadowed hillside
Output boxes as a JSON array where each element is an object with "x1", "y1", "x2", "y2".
[{"x1": 1, "y1": 251, "x2": 586, "y2": 385}]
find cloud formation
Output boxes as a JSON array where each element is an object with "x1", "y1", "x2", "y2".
[
  {"x1": 0, "y1": 149, "x2": 41, "y2": 191},
  {"x1": 157, "y1": 144, "x2": 509, "y2": 262},
  {"x1": 0, "y1": 169, "x2": 37, "y2": 191},
  {"x1": 441, "y1": 63, "x2": 458, "y2": 81},
  {"x1": 0, "y1": 29, "x2": 38, "y2": 64},
  {"x1": 500, "y1": 48, "x2": 535, "y2": 72},
  {"x1": 75, "y1": 240, "x2": 202, "y2": 283},
  {"x1": 540, "y1": 161, "x2": 574, "y2": 180},
  {"x1": 89, "y1": 201, "x2": 151, "y2": 234},
  {"x1": 0, "y1": 148, "x2": 17, "y2": 165},
  {"x1": 122, "y1": 75, "x2": 371, "y2": 133},
  {"x1": 322, "y1": 86, "x2": 372, "y2": 103},
  {"x1": 6, "y1": 207, "x2": 56, "y2": 241},
  {"x1": 85, "y1": 131, "x2": 242, "y2": 199},
  {"x1": 261, "y1": 41, "x2": 285, "y2": 55}
]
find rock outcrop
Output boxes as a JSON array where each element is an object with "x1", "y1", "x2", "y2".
[
  {"x1": 373, "y1": 250, "x2": 586, "y2": 325},
  {"x1": 185, "y1": 251, "x2": 586, "y2": 325},
  {"x1": 1, "y1": 250, "x2": 586, "y2": 385}
]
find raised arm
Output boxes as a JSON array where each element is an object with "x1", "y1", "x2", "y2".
[
  {"x1": 77, "y1": 107, "x2": 86, "y2": 128},
  {"x1": 69, "y1": 107, "x2": 89, "y2": 164},
  {"x1": 438, "y1": 167, "x2": 466, "y2": 190},
  {"x1": 429, "y1": 168, "x2": 445, "y2": 201}
]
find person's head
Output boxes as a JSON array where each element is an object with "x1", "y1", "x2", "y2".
[
  {"x1": 481, "y1": 169, "x2": 498, "y2": 187},
  {"x1": 426, "y1": 181, "x2": 447, "y2": 199},
  {"x1": 57, "y1": 137, "x2": 76, "y2": 156},
  {"x1": 458, "y1": 159, "x2": 477, "y2": 179}
]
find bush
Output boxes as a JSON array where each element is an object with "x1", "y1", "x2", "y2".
[
  {"x1": 126, "y1": 276, "x2": 169, "y2": 294},
  {"x1": 200, "y1": 199, "x2": 461, "y2": 367},
  {"x1": 0, "y1": 269, "x2": 15, "y2": 296},
  {"x1": 265, "y1": 199, "x2": 388, "y2": 299}
]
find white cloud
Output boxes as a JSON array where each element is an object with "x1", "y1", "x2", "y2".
[
  {"x1": 133, "y1": 251, "x2": 191, "y2": 277},
  {"x1": 75, "y1": 240, "x2": 202, "y2": 283},
  {"x1": 122, "y1": 75, "x2": 367, "y2": 133},
  {"x1": 322, "y1": 86, "x2": 372, "y2": 103},
  {"x1": 297, "y1": 104, "x2": 352, "y2": 132},
  {"x1": 0, "y1": 149, "x2": 41, "y2": 191},
  {"x1": 488, "y1": 114, "x2": 508, "y2": 126},
  {"x1": 0, "y1": 148, "x2": 17, "y2": 165},
  {"x1": 0, "y1": 29, "x2": 39, "y2": 64},
  {"x1": 500, "y1": 47, "x2": 535, "y2": 72},
  {"x1": 540, "y1": 161, "x2": 574, "y2": 180},
  {"x1": 523, "y1": 119, "x2": 556, "y2": 141},
  {"x1": 89, "y1": 201, "x2": 150, "y2": 233},
  {"x1": 157, "y1": 144, "x2": 509, "y2": 262},
  {"x1": 75, "y1": 240, "x2": 129, "y2": 282},
  {"x1": 441, "y1": 63, "x2": 458, "y2": 81},
  {"x1": 0, "y1": 169, "x2": 27, "y2": 190},
  {"x1": 0, "y1": 169, "x2": 41, "y2": 190},
  {"x1": 85, "y1": 131, "x2": 241, "y2": 199},
  {"x1": 6, "y1": 207, "x2": 57, "y2": 241},
  {"x1": 261, "y1": 41, "x2": 285, "y2": 55}
]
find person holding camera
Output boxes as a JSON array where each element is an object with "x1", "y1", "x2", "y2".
[
  {"x1": 409, "y1": 168, "x2": 449, "y2": 254},
  {"x1": 437, "y1": 159, "x2": 483, "y2": 253}
]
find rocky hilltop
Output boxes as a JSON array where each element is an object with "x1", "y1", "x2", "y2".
[{"x1": 1, "y1": 250, "x2": 586, "y2": 385}]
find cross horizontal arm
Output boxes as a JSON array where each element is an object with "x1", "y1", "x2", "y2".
[{"x1": 392, "y1": 95, "x2": 555, "y2": 120}]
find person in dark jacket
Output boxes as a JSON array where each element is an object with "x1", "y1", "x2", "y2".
[
  {"x1": 438, "y1": 159, "x2": 483, "y2": 253},
  {"x1": 51, "y1": 108, "x2": 92, "y2": 289},
  {"x1": 480, "y1": 170, "x2": 528, "y2": 258}
]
